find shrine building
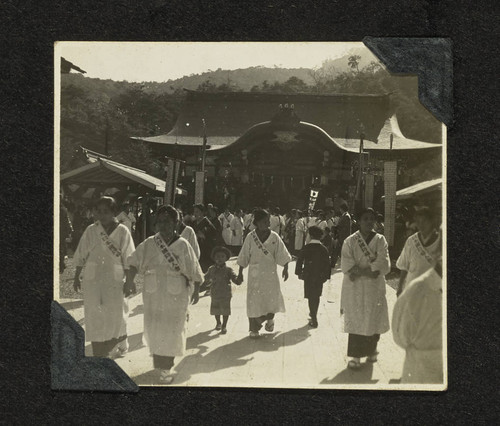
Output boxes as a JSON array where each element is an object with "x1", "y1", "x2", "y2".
[{"x1": 133, "y1": 89, "x2": 442, "y2": 211}]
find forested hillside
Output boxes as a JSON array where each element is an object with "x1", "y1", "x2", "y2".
[{"x1": 60, "y1": 49, "x2": 442, "y2": 178}]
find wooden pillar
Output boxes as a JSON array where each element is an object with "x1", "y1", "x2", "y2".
[{"x1": 384, "y1": 161, "x2": 398, "y2": 247}]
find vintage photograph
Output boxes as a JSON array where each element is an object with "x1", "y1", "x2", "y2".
[{"x1": 54, "y1": 41, "x2": 445, "y2": 389}]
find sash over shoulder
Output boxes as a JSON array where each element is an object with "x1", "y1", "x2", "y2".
[
  {"x1": 250, "y1": 230, "x2": 273, "y2": 259},
  {"x1": 154, "y1": 233, "x2": 181, "y2": 272},
  {"x1": 97, "y1": 221, "x2": 122, "y2": 258},
  {"x1": 353, "y1": 231, "x2": 377, "y2": 263},
  {"x1": 411, "y1": 233, "x2": 437, "y2": 266}
]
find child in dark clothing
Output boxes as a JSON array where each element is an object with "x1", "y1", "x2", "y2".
[
  {"x1": 203, "y1": 246, "x2": 242, "y2": 334},
  {"x1": 295, "y1": 226, "x2": 331, "y2": 328}
]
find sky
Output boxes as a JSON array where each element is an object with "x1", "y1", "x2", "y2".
[{"x1": 55, "y1": 41, "x2": 365, "y2": 83}]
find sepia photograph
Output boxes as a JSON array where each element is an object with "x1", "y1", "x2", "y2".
[{"x1": 54, "y1": 41, "x2": 445, "y2": 389}]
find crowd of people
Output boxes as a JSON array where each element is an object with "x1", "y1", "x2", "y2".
[{"x1": 64, "y1": 195, "x2": 443, "y2": 385}]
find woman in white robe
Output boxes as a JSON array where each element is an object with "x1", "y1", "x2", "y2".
[
  {"x1": 126, "y1": 205, "x2": 204, "y2": 384},
  {"x1": 237, "y1": 209, "x2": 292, "y2": 338},
  {"x1": 73, "y1": 196, "x2": 135, "y2": 358},
  {"x1": 340, "y1": 208, "x2": 391, "y2": 369},
  {"x1": 177, "y1": 210, "x2": 200, "y2": 260},
  {"x1": 229, "y1": 209, "x2": 244, "y2": 255},
  {"x1": 396, "y1": 207, "x2": 441, "y2": 296},
  {"x1": 218, "y1": 209, "x2": 234, "y2": 246},
  {"x1": 392, "y1": 262, "x2": 443, "y2": 384}
]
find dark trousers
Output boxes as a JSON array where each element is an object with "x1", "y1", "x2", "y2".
[
  {"x1": 91, "y1": 335, "x2": 127, "y2": 357},
  {"x1": 153, "y1": 354, "x2": 175, "y2": 370},
  {"x1": 331, "y1": 239, "x2": 345, "y2": 267},
  {"x1": 347, "y1": 334, "x2": 380, "y2": 358},
  {"x1": 248, "y1": 313, "x2": 275, "y2": 332},
  {"x1": 308, "y1": 297, "x2": 320, "y2": 321}
]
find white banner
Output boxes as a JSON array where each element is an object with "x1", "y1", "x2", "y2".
[{"x1": 164, "y1": 158, "x2": 175, "y2": 205}]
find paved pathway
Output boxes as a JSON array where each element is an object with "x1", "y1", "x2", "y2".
[{"x1": 60, "y1": 260, "x2": 405, "y2": 388}]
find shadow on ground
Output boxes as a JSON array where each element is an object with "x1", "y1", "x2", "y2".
[
  {"x1": 60, "y1": 299, "x2": 83, "y2": 311},
  {"x1": 320, "y1": 363, "x2": 378, "y2": 385},
  {"x1": 170, "y1": 325, "x2": 311, "y2": 385}
]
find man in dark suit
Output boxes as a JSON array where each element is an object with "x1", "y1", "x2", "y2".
[
  {"x1": 295, "y1": 226, "x2": 331, "y2": 328},
  {"x1": 331, "y1": 202, "x2": 352, "y2": 268}
]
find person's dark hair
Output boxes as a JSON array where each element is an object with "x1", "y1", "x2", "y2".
[
  {"x1": 414, "y1": 206, "x2": 434, "y2": 222},
  {"x1": 340, "y1": 202, "x2": 349, "y2": 212},
  {"x1": 95, "y1": 196, "x2": 117, "y2": 213},
  {"x1": 377, "y1": 214, "x2": 384, "y2": 222},
  {"x1": 359, "y1": 207, "x2": 377, "y2": 220},
  {"x1": 308, "y1": 225, "x2": 323, "y2": 240},
  {"x1": 156, "y1": 205, "x2": 179, "y2": 223},
  {"x1": 324, "y1": 207, "x2": 334, "y2": 215},
  {"x1": 193, "y1": 203, "x2": 206, "y2": 214},
  {"x1": 253, "y1": 208, "x2": 270, "y2": 225}
]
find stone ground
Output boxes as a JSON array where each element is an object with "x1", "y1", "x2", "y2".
[{"x1": 59, "y1": 258, "x2": 406, "y2": 389}]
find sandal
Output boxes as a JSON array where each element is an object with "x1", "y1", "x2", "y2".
[
  {"x1": 159, "y1": 370, "x2": 175, "y2": 384},
  {"x1": 220, "y1": 328, "x2": 227, "y2": 334},
  {"x1": 367, "y1": 352, "x2": 379, "y2": 363},
  {"x1": 215, "y1": 324, "x2": 222, "y2": 331},
  {"x1": 347, "y1": 359, "x2": 362, "y2": 370},
  {"x1": 249, "y1": 331, "x2": 260, "y2": 339},
  {"x1": 265, "y1": 319, "x2": 275, "y2": 332},
  {"x1": 308, "y1": 319, "x2": 318, "y2": 328}
]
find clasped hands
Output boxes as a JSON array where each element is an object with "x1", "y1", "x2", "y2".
[{"x1": 348, "y1": 265, "x2": 380, "y2": 282}]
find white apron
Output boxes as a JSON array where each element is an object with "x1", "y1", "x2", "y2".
[
  {"x1": 127, "y1": 234, "x2": 204, "y2": 357},
  {"x1": 397, "y1": 232, "x2": 441, "y2": 291},
  {"x1": 340, "y1": 231, "x2": 391, "y2": 336},
  {"x1": 73, "y1": 222, "x2": 135, "y2": 342},
  {"x1": 237, "y1": 230, "x2": 292, "y2": 318},
  {"x1": 219, "y1": 213, "x2": 234, "y2": 245}
]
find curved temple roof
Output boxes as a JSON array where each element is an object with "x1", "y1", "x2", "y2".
[{"x1": 133, "y1": 89, "x2": 441, "y2": 153}]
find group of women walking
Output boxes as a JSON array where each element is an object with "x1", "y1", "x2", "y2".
[{"x1": 71, "y1": 196, "x2": 442, "y2": 385}]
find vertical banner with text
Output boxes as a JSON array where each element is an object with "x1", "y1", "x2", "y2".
[
  {"x1": 384, "y1": 161, "x2": 398, "y2": 246},
  {"x1": 308, "y1": 189, "x2": 319, "y2": 214},
  {"x1": 194, "y1": 171, "x2": 206, "y2": 205},
  {"x1": 164, "y1": 158, "x2": 175, "y2": 206}
]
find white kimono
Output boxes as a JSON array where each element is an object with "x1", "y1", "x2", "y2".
[
  {"x1": 116, "y1": 211, "x2": 133, "y2": 232},
  {"x1": 126, "y1": 235, "x2": 204, "y2": 357},
  {"x1": 397, "y1": 232, "x2": 441, "y2": 291},
  {"x1": 73, "y1": 222, "x2": 135, "y2": 342},
  {"x1": 219, "y1": 213, "x2": 234, "y2": 245},
  {"x1": 180, "y1": 225, "x2": 200, "y2": 260},
  {"x1": 269, "y1": 215, "x2": 285, "y2": 235},
  {"x1": 230, "y1": 216, "x2": 244, "y2": 246},
  {"x1": 295, "y1": 217, "x2": 308, "y2": 250},
  {"x1": 340, "y1": 231, "x2": 391, "y2": 336},
  {"x1": 392, "y1": 267, "x2": 443, "y2": 384},
  {"x1": 237, "y1": 230, "x2": 292, "y2": 318}
]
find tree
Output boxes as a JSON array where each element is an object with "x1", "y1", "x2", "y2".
[{"x1": 348, "y1": 55, "x2": 361, "y2": 73}]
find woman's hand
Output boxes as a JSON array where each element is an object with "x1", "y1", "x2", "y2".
[
  {"x1": 191, "y1": 290, "x2": 200, "y2": 305},
  {"x1": 282, "y1": 267, "x2": 289, "y2": 281},
  {"x1": 123, "y1": 279, "x2": 137, "y2": 297},
  {"x1": 73, "y1": 267, "x2": 82, "y2": 292},
  {"x1": 73, "y1": 276, "x2": 81, "y2": 292},
  {"x1": 237, "y1": 273, "x2": 244, "y2": 285}
]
